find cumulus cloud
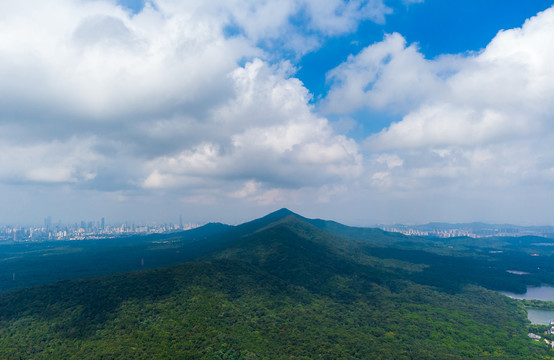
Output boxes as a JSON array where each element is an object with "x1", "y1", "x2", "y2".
[
  {"x1": 142, "y1": 59, "x2": 362, "y2": 194},
  {"x1": 324, "y1": 6, "x2": 554, "y2": 218},
  {"x1": 317, "y1": 5, "x2": 554, "y2": 224},
  {"x1": 0, "y1": 0, "x2": 383, "y2": 219},
  {"x1": 149, "y1": 0, "x2": 391, "y2": 55},
  {"x1": 368, "y1": 105, "x2": 534, "y2": 150},
  {"x1": 323, "y1": 32, "x2": 453, "y2": 114},
  {"x1": 0, "y1": 137, "x2": 100, "y2": 184},
  {"x1": 303, "y1": 0, "x2": 392, "y2": 33},
  {"x1": 3, "y1": 0, "x2": 553, "y2": 225},
  {"x1": 326, "y1": 6, "x2": 554, "y2": 146},
  {"x1": 0, "y1": 0, "x2": 254, "y2": 124},
  {"x1": 332, "y1": 7, "x2": 554, "y2": 151}
]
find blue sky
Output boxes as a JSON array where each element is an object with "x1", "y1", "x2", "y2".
[
  {"x1": 298, "y1": 1, "x2": 554, "y2": 99},
  {"x1": 1, "y1": 0, "x2": 554, "y2": 226},
  {"x1": 118, "y1": 1, "x2": 554, "y2": 100}
]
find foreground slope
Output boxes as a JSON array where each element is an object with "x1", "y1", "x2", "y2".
[{"x1": 0, "y1": 210, "x2": 551, "y2": 359}]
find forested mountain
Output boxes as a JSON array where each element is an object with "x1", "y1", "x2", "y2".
[
  {"x1": 0, "y1": 222, "x2": 233, "y2": 292},
  {"x1": 0, "y1": 209, "x2": 553, "y2": 358}
]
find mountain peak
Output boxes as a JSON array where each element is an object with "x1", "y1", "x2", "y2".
[
  {"x1": 270, "y1": 208, "x2": 296, "y2": 217},
  {"x1": 223, "y1": 208, "x2": 301, "y2": 237},
  {"x1": 248, "y1": 208, "x2": 299, "y2": 225}
]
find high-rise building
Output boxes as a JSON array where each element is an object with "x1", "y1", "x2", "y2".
[
  {"x1": 44, "y1": 216, "x2": 52, "y2": 231},
  {"x1": 101, "y1": 217, "x2": 105, "y2": 230}
]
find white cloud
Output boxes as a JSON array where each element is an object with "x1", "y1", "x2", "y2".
[
  {"x1": 2, "y1": 0, "x2": 553, "y2": 225},
  {"x1": 367, "y1": 104, "x2": 533, "y2": 150},
  {"x1": 323, "y1": 32, "x2": 453, "y2": 114},
  {"x1": 364, "y1": 7, "x2": 554, "y2": 150},
  {"x1": 0, "y1": 0, "x2": 255, "y2": 122},
  {"x1": 149, "y1": 0, "x2": 391, "y2": 55},
  {"x1": 318, "y1": 5, "x2": 554, "y2": 223},
  {"x1": 0, "y1": 0, "x2": 380, "y2": 209},
  {"x1": 374, "y1": 153, "x2": 403, "y2": 169},
  {"x1": 303, "y1": 0, "x2": 392, "y2": 33},
  {"x1": 326, "y1": 6, "x2": 554, "y2": 179},
  {"x1": 0, "y1": 137, "x2": 101, "y2": 184},
  {"x1": 142, "y1": 59, "x2": 363, "y2": 198},
  {"x1": 229, "y1": 180, "x2": 260, "y2": 199}
]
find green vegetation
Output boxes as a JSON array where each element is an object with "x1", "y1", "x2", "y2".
[
  {"x1": 522, "y1": 299, "x2": 554, "y2": 311},
  {"x1": 0, "y1": 261, "x2": 544, "y2": 359},
  {"x1": 0, "y1": 223, "x2": 232, "y2": 292},
  {"x1": 0, "y1": 209, "x2": 553, "y2": 358}
]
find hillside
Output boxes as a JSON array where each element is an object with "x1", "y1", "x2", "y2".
[
  {"x1": 0, "y1": 222, "x2": 233, "y2": 292},
  {"x1": 0, "y1": 210, "x2": 552, "y2": 358}
]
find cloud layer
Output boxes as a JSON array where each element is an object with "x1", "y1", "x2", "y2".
[
  {"x1": 323, "y1": 6, "x2": 554, "y2": 223},
  {"x1": 0, "y1": 0, "x2": 383, "y2": 222},
  {"x1": 1, "y1": 0, "x2": 554, "y2": 225}
]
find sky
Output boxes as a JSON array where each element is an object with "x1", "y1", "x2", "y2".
[{"x1": 1, "y1": 0, "x2": 554, "y2": 226}]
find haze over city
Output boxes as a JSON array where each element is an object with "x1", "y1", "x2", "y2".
[{"x1": 1, "y1": 0, "x2": 554, "y2": 226}]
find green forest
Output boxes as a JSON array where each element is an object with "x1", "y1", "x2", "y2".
[{"x1": 1, "y1": 209, "x2": 554, "y2": 358}]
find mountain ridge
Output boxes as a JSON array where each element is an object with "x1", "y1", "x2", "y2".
[{"x1": 0, "y1": 209, "x2": 551, "y2": 358}]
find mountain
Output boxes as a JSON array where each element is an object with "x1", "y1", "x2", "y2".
[
  {"x1": 206, "y1": 214, "x2": 395, "y2": 298},
  {"x1": 0, "y1": 209, "x2": 552, "y2": 358},
  {"x1": 0, "y1": 221, "x2": 233, "y2": 292}
]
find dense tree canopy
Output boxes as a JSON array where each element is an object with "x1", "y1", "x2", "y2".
[{"x1": 1, "y1": 210, "x2": 553, "y2": 358}]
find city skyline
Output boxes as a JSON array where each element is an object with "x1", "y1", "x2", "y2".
[
  {"x1": 2, "y1": 215, "x2": 194, "y2": 228},
  {"x1": 3, "y1": 210, "x2": 554, "y2": 243},
  {"x1": 1, "y1": 1, "x2": 554, "y2": 226}
]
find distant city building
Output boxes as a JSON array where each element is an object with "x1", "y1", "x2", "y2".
[
  {"x1": 379, "y1": 223, "x2": 554, "y2": 239},
  {"x1": 44, "y1": 216, "x2": 52, "y2": 231},
  {"x1": 0, "y1": 218, "x2": 199, "y2": 242}
]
